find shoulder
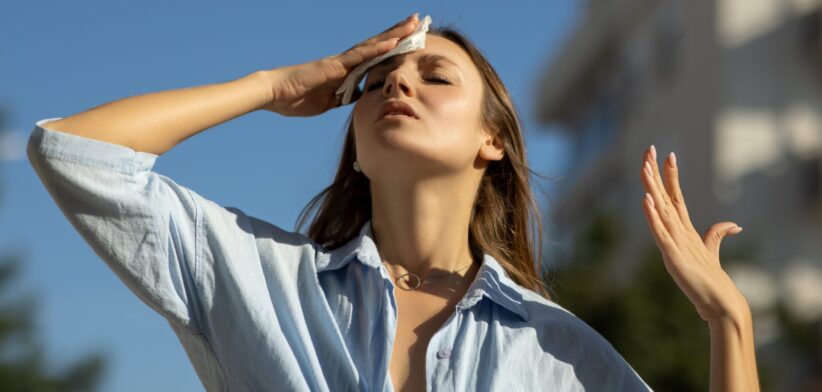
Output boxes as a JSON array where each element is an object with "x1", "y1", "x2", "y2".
[
  {"x1": 190, "y1": 193, "x2": 319, "y2": 255},
  {"x1": 507, "y1": 288, "x2": 652, "y2": 390},
  {"x1": 516, "y1": 289, "x2": 618, "y2": 355},
  {"x1": 517, "y1": 288, "x2": 623, "y2": 359},
  {"x1": 519, "y1": 290, "x2": 599, "y2": 335}
]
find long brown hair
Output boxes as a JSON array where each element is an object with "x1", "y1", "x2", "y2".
[{"x1": 295, "y1": 25, "x2": 553, "y2": 299}]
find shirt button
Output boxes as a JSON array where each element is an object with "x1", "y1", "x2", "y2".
[{"x1": 436, "y1": 348, "x2": 451, "y2": 359}]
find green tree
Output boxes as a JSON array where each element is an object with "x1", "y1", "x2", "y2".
[
  {"x1": 0, "y1": 109, "x2": 108, "y2": 391},
  {"x1": 544, "y1": 207, "x2": 779, "y2": 391}
]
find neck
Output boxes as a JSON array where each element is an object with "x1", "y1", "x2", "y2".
[{"x1": 370, "y1": 175, "x2": 478, "y2": 278}]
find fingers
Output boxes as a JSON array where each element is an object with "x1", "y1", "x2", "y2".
[
  {"x1": 642, "y1": 191, "x2": 678, "y2": 257},
  {"x1": 335, "y1": 14, "x2": 418, "y2": 72},
  {"x1": 647, "y1": 147, "x2": 674, "y2": 209},
  {"x1": 347, "y1": 14, "x2": 417, "y2": 53},
  {"x1": 642, "y1": 149, "x2": 682, "y2": 238},
  {"x1": 702, "y1": 222, "x2": 742, "y2": 261},
  {"x1": 336, "y1": 37, "x2": 399, "y2": 71},
  {"x1": 368, "y1": 13, "x2": 419, "y2": 45},
  {"x1": 660, "y1": 152, "x2": 698, "y2": 234}
]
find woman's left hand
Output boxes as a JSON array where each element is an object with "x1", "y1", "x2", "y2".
[{"x1": 639, "y1": 145, "x2": 750, "y2": 323}]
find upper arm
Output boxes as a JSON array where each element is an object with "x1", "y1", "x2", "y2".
[{"x1": 28, "y1": 118, "x2": 204, "y2": 333}]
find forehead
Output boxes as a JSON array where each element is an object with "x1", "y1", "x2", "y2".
[{"x1": 367, "y1": 34, "x2": 475, "y2": 75}]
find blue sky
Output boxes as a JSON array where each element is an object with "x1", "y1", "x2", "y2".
[{"x1": 1, "y1": 1, "x2": 579, "y2": 390}]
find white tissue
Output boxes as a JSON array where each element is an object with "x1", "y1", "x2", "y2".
[{"x1": 335, "y1": 14, "x2": 432, "y2": 106}]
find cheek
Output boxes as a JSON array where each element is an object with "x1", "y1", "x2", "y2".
[
  {"x1": 427, "y1": 92, "x2": 483, "y2": 138},
  {"x1": 352, "y1": 96, "x2": 381, "y2": 129},
  {"x1": 351, "y1": 101, "x2": 370, "y2": 137},
  {"x1": 352, "y1": 100, "x2": 365, "y2": 124}
]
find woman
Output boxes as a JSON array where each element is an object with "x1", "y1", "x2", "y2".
[{"x1": 28, "y1": 13, "x2": 758, "y2": 391}]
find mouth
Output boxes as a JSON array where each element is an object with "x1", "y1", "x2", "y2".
[
  {"x1": 379, "y1": 100, "x2": 419, "y2": 121},
  {"x1": 380, "y1": 113, "x2": 417, "y2": 120}
]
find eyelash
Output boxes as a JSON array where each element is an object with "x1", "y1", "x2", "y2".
[{"x1": 364, "y1": 75, "x2": 452, "y2": 92}]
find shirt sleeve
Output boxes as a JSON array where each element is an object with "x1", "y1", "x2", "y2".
[
  {"x1": 27, "y1": 117, "x2": 204, "y2": 334},
  {"x1": 617, "y1": 357, "x2": 654, "y2": 391}
]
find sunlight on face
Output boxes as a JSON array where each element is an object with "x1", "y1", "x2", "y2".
[{"x1": 352, "y1": 34, "x2": 488, "y2": 180}]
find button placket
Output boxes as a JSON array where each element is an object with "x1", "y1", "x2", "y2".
[{"x1": 434, "y1": 308, "x2": 462, "y2": 362}]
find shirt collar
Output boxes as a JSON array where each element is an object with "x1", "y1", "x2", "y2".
[{"x1": 316, "y1": 219, "x2": 529, "y2": 321}]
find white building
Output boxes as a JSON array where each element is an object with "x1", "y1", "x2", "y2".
[{"x1": 534, "y1": 0, "x2": 822, "y2": 365}]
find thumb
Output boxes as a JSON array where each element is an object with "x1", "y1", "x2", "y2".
[{"x1": 702, "y1": 222, "x2": 743, "y2": 260}]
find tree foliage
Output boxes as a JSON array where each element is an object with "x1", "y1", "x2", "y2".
[{"x1": 544, "y1": 208, "x2": 782, "y2": 391}]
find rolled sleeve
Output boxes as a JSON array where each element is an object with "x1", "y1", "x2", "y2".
[{"x1": 27, "y1": 117, "x2": 203, "y2": 334}]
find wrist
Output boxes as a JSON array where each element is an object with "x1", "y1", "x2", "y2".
[
  {"x1": 248, "y1": 69, "x2": 281, "y2": 112},
  {"x1": 707, "y1": 300, "x2": 752, "y2": 333}
]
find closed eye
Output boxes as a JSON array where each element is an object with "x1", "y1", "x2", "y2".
[{"x1": 365, "y1": 75, "x2": 453, "y2": 92}]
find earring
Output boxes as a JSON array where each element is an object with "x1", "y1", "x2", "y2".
[{"x1": 353, "y1": 161, "x2": 362, "y2": 172}]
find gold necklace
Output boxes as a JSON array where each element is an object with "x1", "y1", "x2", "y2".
[{"x1": 382, "y1": 259, "x2": 474, "y2": 290}]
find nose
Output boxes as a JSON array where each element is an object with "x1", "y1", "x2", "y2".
[{"x1": 382, "y1": 69, "x2": 414, "y2": 97}]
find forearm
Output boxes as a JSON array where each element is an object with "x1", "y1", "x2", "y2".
[
  {"x1": 42, "y1": 70, "x2": 275, "y2": 155},
  {"x1": 708, "y1": 304, "x2": 759, "y2": 392}
]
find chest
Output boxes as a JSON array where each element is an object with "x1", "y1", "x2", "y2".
[{"x1": 387, "y1": 290, "x2": 462, "y2": 392}]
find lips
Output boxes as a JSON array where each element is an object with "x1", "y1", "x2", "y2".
[{"x1": 379, "y1": 100, "x2": 419, "y2": 120}]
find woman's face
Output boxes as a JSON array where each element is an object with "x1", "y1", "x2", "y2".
[{"x1": 352, "y1": 34, "x2": 498, "y2": 181}]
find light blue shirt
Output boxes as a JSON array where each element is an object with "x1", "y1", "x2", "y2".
[{"x1": 28, "y1": 117, "x2": 653, "y2": 391}]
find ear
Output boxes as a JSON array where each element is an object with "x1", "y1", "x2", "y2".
[{"x1": 478, "y1": 125, "x2": 505, "y2": 162}]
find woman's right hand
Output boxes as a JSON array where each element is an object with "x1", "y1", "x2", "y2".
[{"x1": 261, "y1": 13, "x2": 420, "y2": 117}]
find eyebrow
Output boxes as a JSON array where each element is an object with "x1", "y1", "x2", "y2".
[{"x1": 369, "y1": 53, "x2": 461, "y2": 73}]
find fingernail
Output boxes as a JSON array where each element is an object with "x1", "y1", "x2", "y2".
[
  {"x1": 670, "y1": 152, "x2": 677, "y2": 168},
  {"x1": 732, "y1": 226, "x2": 743, "y2": 233},
  {"x1": 650, "y1": 144, "x2": 656, "y2": 160}
]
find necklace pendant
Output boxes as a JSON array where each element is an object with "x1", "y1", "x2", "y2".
[{"x1": 397, "y1": 273, "x2": 422, "y2": 290}]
